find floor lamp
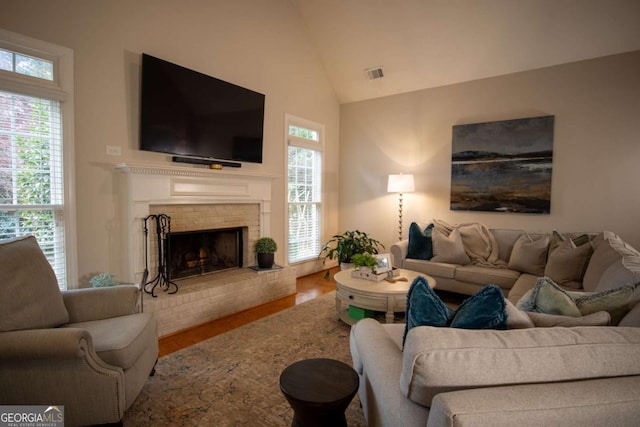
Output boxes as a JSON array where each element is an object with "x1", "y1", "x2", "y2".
[{"x1": 387, "y1": 174, "x2": 415, "y2": 241}]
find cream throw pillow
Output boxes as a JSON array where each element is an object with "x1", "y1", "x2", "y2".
[
  {"x1": 0, "y1": 235, "x2": 69, "y2": 332},
  {"x1": 431, "y1": 228, "x2": 471, "y2": 265},
  {"x1": 508, "y1": 234, "x2": 550, "y2": 275},
  {"x1": 544, "y1": 238, "x2": 593, "y2": 288}
]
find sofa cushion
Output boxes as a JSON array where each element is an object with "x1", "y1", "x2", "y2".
[
  {"x1": 507, "y1": 274, "x2": 539, "y2": 304},
  {"x1": 407, "y1": 222, "x2": 434, "y2": 260},
  {"x1": 454, "y1": 265, "x2": 520, "y2": 288},
  {"x1": 618, "y1": 301, "x2": 640, "y2": 327},
  {"x1": 0, "y1": 235, "x2": 69, "y2": 332},
  {"x1": 64, "y1": 312, "x2": 157, "y2": 370},
  {"x1": 490, "y1": 229, "x2": 526, "y2": 262},
  {"x1": 582, "y1": 232, "x2": 623, "y2": 292},
  {"x1": 526, "y1": 310, "x2": 610, "y2": 327},
  {"x1": 508, "y1": 234, "x2": 549, "y2": 276},
  {"x1": 431, "y1": 228, "x2": 470, "y2": 265},
  {"x1": 427, "y1": 376, "x2": 640, "y2": 427},
  {"x1": 403, "y1": 259, "x2": 457, "y2": 279},
  {"x1": 544, "y1": 238, "x2": 593, "y2": 288},
  {"x1": 400, "y1": 326, "x2": 640, "y2": 407},
  {"x1": 582, "y1": 233, "x2": 640, "y2": 293}
]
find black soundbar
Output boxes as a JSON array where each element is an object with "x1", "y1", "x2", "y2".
[{"x1": 172, "y1": 156, "x2": 241, "y2": 169}]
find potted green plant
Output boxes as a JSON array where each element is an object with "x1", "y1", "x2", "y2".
[
  {"x1": 254, "y1": 237, "x2": 277, "y2": 269},
  {"x1": 318, "y1": 230, "x2": 384, "y2": 269},
  {"x1": 352, "y1": 253, "x2": 379, "y2": 272}
]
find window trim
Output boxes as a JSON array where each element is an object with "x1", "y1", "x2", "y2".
[
  {"x1": 284, "y1": 113, "x2": 325, "y2": 266},
  {"x1": 0, "y1": 28, "x2": 77, "y2": 288}
]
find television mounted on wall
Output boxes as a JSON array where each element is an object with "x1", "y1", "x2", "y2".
[{"x1": 140, "y1": 54, "x2": 265, "y2": 166}]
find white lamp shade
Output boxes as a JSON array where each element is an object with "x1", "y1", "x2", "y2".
[{"x1": 387, "y1": 174, "x2": 415, "y2": 193}]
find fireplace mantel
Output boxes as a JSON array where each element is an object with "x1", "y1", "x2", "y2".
[
  {"x1": 116, "y1": 162, "x2": 276, "y2": 282},
  {"x1": 115, "y1": 162, "x2": 278, "y2": 181}
]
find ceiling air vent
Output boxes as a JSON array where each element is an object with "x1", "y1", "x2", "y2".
[{"x1": 365, "y1": 66, "x2": 384, "y2": 80}]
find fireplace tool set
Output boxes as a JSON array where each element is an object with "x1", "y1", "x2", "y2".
[{"x1": 142, "y1": 213, "x2": 179, "y2": 297}]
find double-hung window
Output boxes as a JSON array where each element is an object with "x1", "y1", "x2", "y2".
[
  {"x1": 286, "y1": 115, "x2": 323, "y2": 264},
  {"x1": 0, "y1": 30, "x2": 75, "y2": 289}
]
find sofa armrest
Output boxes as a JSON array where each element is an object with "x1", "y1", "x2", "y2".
[
  {"x1": 0, "y1": 329, "x2": 125, "y2": 426},
  {"x1": 0, "y1": 328, "x2": 92, "y2": 360},
  {"x1": 350, "y1": 319, "x2": 429, "y2": 426},
  {"x1": 63, "y1": 285, "x2": 141, "y2": 323},
  {"x1": 390, "y1": 239, "x2": 409, "y2": 268}
]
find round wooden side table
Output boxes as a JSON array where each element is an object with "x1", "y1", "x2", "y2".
[{"x1": 279, "y1": 358, "x2": 359, "y2": 427}]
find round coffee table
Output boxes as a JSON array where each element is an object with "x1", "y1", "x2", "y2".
[
  {"x1": 334, "y1": 268, "x2": 435, "y2": 324},
  {"x1": 279, "y1": 358, "x2": 359, "y2": 427}
]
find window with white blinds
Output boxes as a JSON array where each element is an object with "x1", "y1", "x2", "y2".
[
  {"x1": 287, "y1": 117, "x2": 323, "y2": 264},
  {"x1": 0, "y1": 36, "x2": 71, "y2": 290}
]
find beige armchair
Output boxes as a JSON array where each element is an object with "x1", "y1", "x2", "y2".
[{"x1": 0, "y1": 236, "x2": 158, "y2": 427}]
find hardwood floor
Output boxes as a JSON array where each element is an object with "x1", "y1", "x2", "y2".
[{"x1": 158, "y1": 267, "x2": 339, "y2": 356}]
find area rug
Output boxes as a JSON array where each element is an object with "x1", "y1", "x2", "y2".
[{"x1": 124, "y1": 291, "x2": 366, "y2": 426}]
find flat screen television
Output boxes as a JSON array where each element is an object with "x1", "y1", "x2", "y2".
[{"x1": 140, "y1": 54, "x2": 265, "y2": 164}]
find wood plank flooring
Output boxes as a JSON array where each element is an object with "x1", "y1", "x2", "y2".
[{"x1": 158, "y1": 267, "x2": 339, "y2": 356}]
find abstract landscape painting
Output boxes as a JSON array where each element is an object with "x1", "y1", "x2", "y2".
[{"x1": 450, "y1": 115, "x2": 554, "y2": 214}]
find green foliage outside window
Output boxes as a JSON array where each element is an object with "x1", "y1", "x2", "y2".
[{"x1": 0, "y1": 94, "x2": 55, "y2": 248}]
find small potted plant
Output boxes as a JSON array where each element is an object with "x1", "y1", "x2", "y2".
[
  {"x1": 352, "y1": 253, "x2": 379, "y2": 272},
  {"x1": 318, "y1": 230, "x2": 384, "y2": 270},
  {"x1": 254, "y1": 237, "x2": 277, "y2": 269}
]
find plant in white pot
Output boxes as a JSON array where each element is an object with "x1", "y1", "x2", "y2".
[
  {"x1": 254, "y1": 237, "x2": 277, "y2": 269},
  {"x1": 318, "y1": 230, "x2": 384, "y2": 270},
  {"x1": 352, "y1": 253, "x2": 379, "y2": 272}
]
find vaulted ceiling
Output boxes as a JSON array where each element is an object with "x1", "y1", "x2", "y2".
[{"x1": 292, "y1": 0, "x2": 640, "y2": 103}]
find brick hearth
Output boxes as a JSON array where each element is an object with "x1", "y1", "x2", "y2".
[{"x1": 145, "y1": 267, "x2": 296, "y2": 337}]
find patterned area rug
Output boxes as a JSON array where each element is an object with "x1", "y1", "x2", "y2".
[{"x1": 124, "y1": 291, "x2": 366, "y2": 426}]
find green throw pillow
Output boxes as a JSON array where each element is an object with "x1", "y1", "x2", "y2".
[
  {"x1": 407, "y1": 222, "x2": 434, "y2": 260},
  {"x1": 517, "y1": 277, "x2": 638, "y2": 325},
  {"x1": 516, "y1": 277, "x2": 582, "y2": 317},
  {"x1": 573, "y1": 284, "x2": 638, "y2": 325}
]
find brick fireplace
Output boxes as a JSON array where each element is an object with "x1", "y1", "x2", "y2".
[{"x1": 117, "y1": 163, "x2": 296, "y2": 336}]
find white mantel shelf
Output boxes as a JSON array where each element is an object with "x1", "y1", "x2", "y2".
[{"x1": 115, "y1": 162, "x2": 280, "y2": 180}]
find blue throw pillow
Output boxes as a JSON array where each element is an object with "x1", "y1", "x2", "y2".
[
  {"x1": 449, "y1": 285, "x2": 508, "y2": 330},
  {"x1": 407, "y1": 222, "x2": 434, "y2": 260},
  {"x1": 402, "y1": 276, "x2": 452, "y2": 346},
  {"x1": 403, "y1": 280, "x2": 508, "y2": 348}
]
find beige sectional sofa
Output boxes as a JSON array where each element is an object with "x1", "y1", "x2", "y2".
[
  {"x1": 391, "y1": 226, "x2": 640, "y2": 326},
  {"x1": 349, "y1": 225, "x2": 640, "y2": 426},
  {"x1": 351, "y1": 319, "x2": 640, "y2": 426}
]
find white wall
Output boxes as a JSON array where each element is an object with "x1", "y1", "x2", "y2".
[
  {"x1": 340, "y1": 51, "x2": 640, "y2": 251},
  {"x1": 0, "y1": 0, "x2": 340, "y2": 285}
]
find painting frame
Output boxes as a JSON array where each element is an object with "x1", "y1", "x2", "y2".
[{"x1": 450, "y1": 115, "x2": 554, "y2": 214}]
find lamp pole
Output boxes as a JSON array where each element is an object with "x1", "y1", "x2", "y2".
[{"x1": 387, "y1": 173, "x2": 415, "y2": 242}]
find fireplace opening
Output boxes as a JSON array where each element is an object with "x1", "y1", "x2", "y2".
[{"x1": 166, "y1": 227, "x2": 243, "y2": 280}]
